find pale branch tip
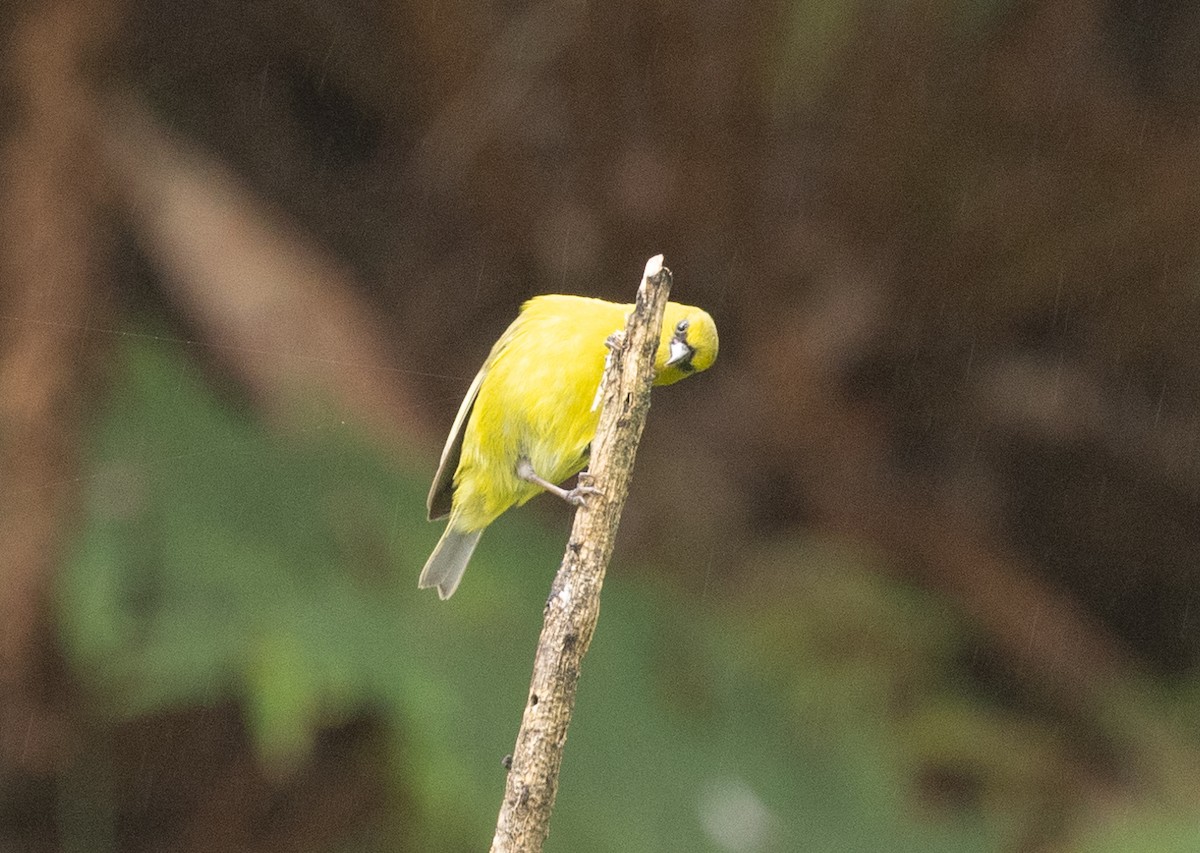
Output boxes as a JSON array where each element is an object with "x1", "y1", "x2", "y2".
[{"x1": 643, "y1": 252, "x2": 665, "y2": 282}]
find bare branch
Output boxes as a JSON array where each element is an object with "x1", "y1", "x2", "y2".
[{"x1": 490, "y1": 255, "x2": 672, "y2": 852}]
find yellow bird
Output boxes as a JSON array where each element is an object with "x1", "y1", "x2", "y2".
[{"x1": 420, "y1": 294, "x2": 719, "y2": 599}]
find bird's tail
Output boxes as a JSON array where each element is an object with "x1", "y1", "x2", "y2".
[{"x1": 419, "y1": 526, "x2": 484, "y2": 599}]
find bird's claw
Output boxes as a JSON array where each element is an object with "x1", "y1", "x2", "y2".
[
  {"x1": 566, "y1": 474, "x2": 602, "y2": 507},
  {"x1": 564, "y1": 484, "x2": 602, "y2": 507}
]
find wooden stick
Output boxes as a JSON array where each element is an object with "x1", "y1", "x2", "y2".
[{"x1": 489, "y1": 255, "x2": 672, "y2": 852}]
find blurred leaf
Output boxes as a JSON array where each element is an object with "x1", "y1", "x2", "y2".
[
  {"x1": 770, "y1": 0, "x2": 1019, "y2": 117},
  {"x1": 1076, "y1": 813, "x2": 1200, "y2": 853},
  {"x1": 771, "y1": 0, "x2": 861, "y2": 113}
]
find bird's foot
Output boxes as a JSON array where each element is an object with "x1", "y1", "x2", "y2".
[{"x1": 563, "y1": 477, "x2": 602, "y2": 507}]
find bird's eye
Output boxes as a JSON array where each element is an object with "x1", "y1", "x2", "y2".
[{"x1": 675, "y1": 319, "x2": 690, "y2": 335}]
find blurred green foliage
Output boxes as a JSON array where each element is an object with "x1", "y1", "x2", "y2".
[
  {"x1": 770, "y1": 0, "x2": 1018, "y2": 115},
  {"x1": 1075, "y1": 808, "x2": 1200, "y2": 853},
  {"x1": 60, "y1": 335, "x2": 1033, "y2": 850}
]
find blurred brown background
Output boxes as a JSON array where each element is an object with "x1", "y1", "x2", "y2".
[{"x1": 6, "y1": 0, "x2": 1200, "y2": 850}]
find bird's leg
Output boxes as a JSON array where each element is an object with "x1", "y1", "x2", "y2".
[{"x1": 517, "y1": 458, "x2": 602, "y2": 507}]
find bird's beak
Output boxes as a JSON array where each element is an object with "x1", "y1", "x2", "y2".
[{"x1": 666, "y1": 335, "x2": 694, "y2": 368}]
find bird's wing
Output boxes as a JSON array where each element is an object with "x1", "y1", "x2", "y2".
[{"x1": 427, "y1": 364, "x2": 487, "y2": 521}]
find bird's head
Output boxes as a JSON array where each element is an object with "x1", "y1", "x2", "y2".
[{"x1": 653, "y1": 303, "x2": 719, "y2": 386}]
